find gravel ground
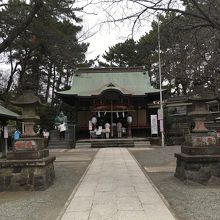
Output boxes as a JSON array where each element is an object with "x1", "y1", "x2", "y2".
[
  {"x1": 130, "y1": 146, "x2": 220, "y2": 220},
  {"x1": 0, "y1": 149, "x2": 97, "y2": 220},
  {"x1": 2, "y1": 146, "x2": 220, "y2": 220}
]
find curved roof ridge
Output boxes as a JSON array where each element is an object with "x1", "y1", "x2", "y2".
[{"x1": 57, "y1": 67, "x2": 161, "y2": 97}]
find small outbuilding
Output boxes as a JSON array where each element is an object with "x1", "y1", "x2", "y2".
[{"x1": 0, "y1": 102, "x2": 19, "y2": 153}]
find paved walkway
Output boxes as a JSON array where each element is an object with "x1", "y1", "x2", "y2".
[{"x1": 58, "y1": 148, "x2": 176, "y2": 220}]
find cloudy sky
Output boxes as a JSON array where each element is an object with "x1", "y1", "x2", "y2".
[
  {"x1": 76, "y1": 0, "x2": 153, "y2": 60},
  {"x1": 0, "y1": 0, "x2": 153, "y2": 69}
]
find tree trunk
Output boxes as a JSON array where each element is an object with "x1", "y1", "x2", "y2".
[
  {"x1": 45, "y1": 62, "x2": 53, "y2": 103},
  {"x1": 51, "y1": 64, "x2": 56, "y2": 106}
]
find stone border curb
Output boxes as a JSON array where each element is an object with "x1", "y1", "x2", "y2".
[{"x1": 128, "y1": 148, "x2": 179, "y2": 220}]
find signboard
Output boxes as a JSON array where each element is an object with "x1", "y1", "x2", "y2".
[
  {"x1": 4, "y1": 126, "x2": 8, "y2": 139},
  {"x1": 151, "y1": 115, "x2": 158, "y2": 135}
]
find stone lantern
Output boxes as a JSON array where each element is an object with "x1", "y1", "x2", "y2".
[
  {"x1": 0, "y1": 83, "x2": 56, "y2": 191},
  {"x1": 9, "y1": 83, "x2": 46, "y2": 151},
  {"x1": 12, "y1": 84, "x2": 41, "y2": 135},
  {"x1": 175, "y1": 80, "x2": 220, "y2": 184}
]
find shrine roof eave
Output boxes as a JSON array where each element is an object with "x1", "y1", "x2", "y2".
[
  {"x1": 56, "y1": 68, "x2": 165, "y2": 98},
  {"x1": 56, "y1": 91, "x2": 161, "y2": 99},
  {"x1": 55, "y1": 92, "x2": 78, "y2": 98},
  {"x1": 0, "y1": 105, "x2": 19, "y2": 120}
]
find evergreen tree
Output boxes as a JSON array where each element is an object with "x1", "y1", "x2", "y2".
[{"x1": 1, "y1": 0, "x2": 88, "y2": 103}]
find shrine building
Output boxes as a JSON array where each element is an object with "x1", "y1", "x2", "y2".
[{"x1": 56, "y1": 67, "x2": 162, "y2": 139}]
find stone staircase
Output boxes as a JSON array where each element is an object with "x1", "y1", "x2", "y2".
[
  {"x1": 134, "y1": 140, "x2": 151, "y2": 148},
  {"x1": 75, "y1": 138, "x2": 152, "y2": 149},
  {"x1": 75, "y1": 142, "x2": 91, "y2": 148},
  {"x1": 48, "y1": 139, "x2": 72, "y2": 148},
  {"x1": 48, "y1": 130, "x2": 74, "y2": 149},
  {"x1": 91, "y1": 139, "x2": 135, "y2": 148}
]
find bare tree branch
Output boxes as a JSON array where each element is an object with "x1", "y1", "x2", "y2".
[
  {"x1": 100, "y1": 0, "x2": 220, "y2": 31},
  {"x1": 191, "y1": 0, "x2": 216, "y2": 28}
]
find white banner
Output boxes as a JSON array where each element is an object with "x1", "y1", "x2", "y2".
[
  {"x1": 4, "y1": 126, "x2": 8, "y2": 139},
  {"x1": 89, "y1": 120, "x2": 92, "y2": 130},
  {"x1": 151, "y1": 115, "x2": 158, "y2": 135}
]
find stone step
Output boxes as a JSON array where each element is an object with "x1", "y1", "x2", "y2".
[
  {"x1": 75, "y1": 139, "x2": 145, "y2": 148},
  {"x1": 134, "y1": 141, "x2": 151, "y2": 148},
  {"x1": 49, "y1": 140, "x2": 70, "y2": 145},
  {"x1": 76, "y1": 138, "x2": 150, "y2": 143},
  {"x1": 48, "y1": 145, "x2": 69, "y2": 149},
  {"x1": 48, "y1": 140, "x2": 73, "y2": 149},
  {"x1": 91, "y1": 143, "x2": 134, "y2": 148},
  {"x1": 75, "y1": 143, "x2": 92, "y2": 148},
  {"x1": 91, "y1": 140, "x2": 134, "y2": 143},
  {"x1": 94, "y1": 142, "x2": 134, "y2": 145}
]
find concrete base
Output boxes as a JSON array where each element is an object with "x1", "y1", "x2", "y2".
[
  {"x1": 0, "y1": 156, "x2": 56, "y2": 191},
  {"x1": 7, "y1": 149, "x2": 49, "y2": 160},
  {"x1": 175, "y1": 153, "x2": 220, "y2": 184}
]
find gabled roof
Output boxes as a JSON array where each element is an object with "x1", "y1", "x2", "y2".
[
  {"x1": 0, "y1": 104, "x2": 19, "y2": 119},
  {"x1": 57, "y1": 67, "x2": 161, "y2": 97}
]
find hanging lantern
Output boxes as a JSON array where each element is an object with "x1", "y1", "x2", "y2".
[
  {"x1": 127, "y1": 116, "x2": 132, "y2": 124},
  {"x1": 116, "y1": 112, "x2": 119, "y2": 118},
  {"x1": 91, "y1": 116, "x2": 97, "y2": 125}
]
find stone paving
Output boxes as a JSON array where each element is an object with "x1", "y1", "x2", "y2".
[{"x1": 58, "y1": 148, "x2": 176, "y2": 220}]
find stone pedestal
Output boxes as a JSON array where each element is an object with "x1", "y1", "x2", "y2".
[
  {"x1": 0, "y1": 156, "x2": 55, "y2": 191},
  {"x1": 174, "y1": 132, "x2": 220, "y2": 185},
  {"x1": 175, "y1": 154, "x2": 220, "y2": 185},
  {"x1": 174, "y1": 82, "x2": 219, "y2": 184},
  {"x1": 0, "y1": 136, "x2": 56, "y2": 191},
  {"x1": 7, "y1": 149, "x2": 49, "y2": 160},
  {"x1": 185, "y1": 132, "x2": 217, "y2": 147}
]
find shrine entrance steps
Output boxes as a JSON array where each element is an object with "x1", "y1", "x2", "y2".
[
  {"x1": 75, "y1": 138, "x2": 151, "y2": 149},
  {"x1": 48, "y1": 130, "x2": 74, "y2": 149}
]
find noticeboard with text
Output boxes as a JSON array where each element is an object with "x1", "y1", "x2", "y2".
[{"x1": 151, "y1": 115, "x2": 158, "y2": 135}]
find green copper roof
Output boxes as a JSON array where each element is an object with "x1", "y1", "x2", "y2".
[
  {"x1": 57, "y1": 67, "x2": 161, "y2": 97},
  {"x1": 0, "y1": 104, "x2": 19, "y2": 119}
]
